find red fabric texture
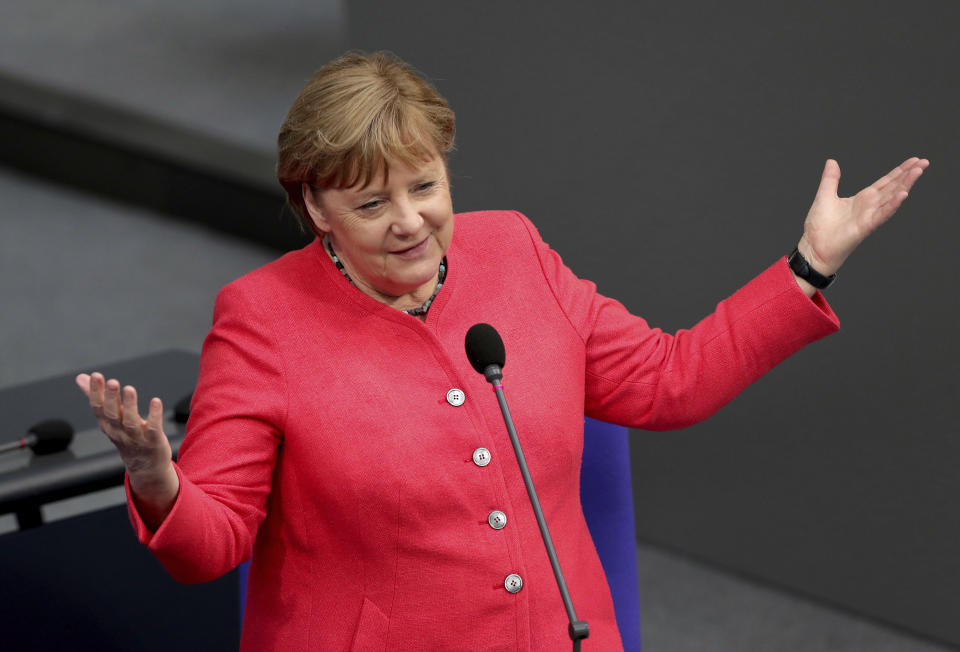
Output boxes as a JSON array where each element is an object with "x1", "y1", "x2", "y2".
[{"x1": 126, "y1": 210, "x2": 839, "y2": 651}]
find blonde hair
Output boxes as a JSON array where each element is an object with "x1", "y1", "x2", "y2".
[{"x1": 276, "y1": 51, "x2": 456, "y2": 235}]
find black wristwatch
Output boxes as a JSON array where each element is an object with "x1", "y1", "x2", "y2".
[{"x1": 788, "y1": 248, "x2": 837, "y2": 290}]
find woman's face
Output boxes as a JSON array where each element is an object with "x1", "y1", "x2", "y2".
[{"x1": 304, "y1": 155, "x2": 454, "y2": 305}]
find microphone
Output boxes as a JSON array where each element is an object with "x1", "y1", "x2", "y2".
[
  {"x1": 0, "y1": 419, "x2": 74, "y2": 456},
  {"x1": 464, "y1": 322, "x2": 505, "y2": 383},
  {"x1": 464, "y1": 323, "x2": 589, "y2": 651},
  {"x1": 173, "y1": 391, "x2": 193, "y2": 424}
]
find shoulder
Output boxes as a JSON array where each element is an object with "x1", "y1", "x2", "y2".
[
  {"x1": 452, "y1": 210, "x2": 545, "y2": 254},
  {"x1": 214, "y1": 238, "x2": 326, "y2": 315}
]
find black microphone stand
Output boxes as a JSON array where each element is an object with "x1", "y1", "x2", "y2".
[{"x1": 483, "y1": 363, "x2": 589, "y2": 651}]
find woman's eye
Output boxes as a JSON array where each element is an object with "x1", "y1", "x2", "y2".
[
  {"x1": 358, "y1": 200, "x2": 383, "y2": 211},
  {"x1": 415, "y1": 181, "x2": 436, "y2": 192}
]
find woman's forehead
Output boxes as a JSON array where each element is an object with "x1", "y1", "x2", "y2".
[{"x1": 347, "y1": 155, "x2": 445, "y2": 193}]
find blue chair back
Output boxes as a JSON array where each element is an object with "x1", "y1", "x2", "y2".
[
  {"x1": 580, "y1": 417, "x2": 641, "y2": 651},
  {"x1": 238, "y1": 417, "x2": 642, "y2": 650}
]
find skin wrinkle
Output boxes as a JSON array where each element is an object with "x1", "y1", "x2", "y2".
[{"x1": 304, "y1": 155, "x2": 454, "y2": 312}]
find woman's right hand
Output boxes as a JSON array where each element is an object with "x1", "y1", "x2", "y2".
[{"x1": 76, "y1": 372, "x2": 179, "y2": 530}]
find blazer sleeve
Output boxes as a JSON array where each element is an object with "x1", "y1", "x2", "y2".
[
  {"x1": 125, "y1": 280, "x2": 286, "y2": 583},
  {"x1": 516, "y1": 212, "x2": 841, "y2": 430}
]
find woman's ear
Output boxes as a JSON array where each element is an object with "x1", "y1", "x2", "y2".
[{"x1": 302, "y1": 183, "x2": 331, "y2": 233}]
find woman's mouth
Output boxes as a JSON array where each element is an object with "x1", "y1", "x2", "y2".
[{"x1": 391, "y1": 237, "x2": 430, "y2": 259}]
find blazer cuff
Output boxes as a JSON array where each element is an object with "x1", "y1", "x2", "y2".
[
  {"x1": 776, "y1": 255, "x2": 840, "y2": 332},
  {"x1": 125, "y1": 462, "x2": 186, "y2": 547}
]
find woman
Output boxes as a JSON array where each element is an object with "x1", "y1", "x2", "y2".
[{"x1": 76, "y1": 51, "x2": 927, "y2": 651}]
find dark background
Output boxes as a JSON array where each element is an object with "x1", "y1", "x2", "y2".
[{"x1": 1, "y1": 0, "x2": 956, "y2": 648}]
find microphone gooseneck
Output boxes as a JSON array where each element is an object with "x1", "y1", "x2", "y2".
[{"x1": 464, "y1": 323, "x2": 589, "y2": 651}]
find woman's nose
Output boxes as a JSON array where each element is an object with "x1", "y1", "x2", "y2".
[{"x1": 391, "y1": 199, "x2": 423, "y2": 236}]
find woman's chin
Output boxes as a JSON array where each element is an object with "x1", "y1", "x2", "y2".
[{"x1": 382, "y1": 260, "x2": 441, "y2": 298}]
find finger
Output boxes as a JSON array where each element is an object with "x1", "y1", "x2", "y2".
[
  {"x1": 122, "y1": 385, "x2": 144, "y2": 430},
  {"x1": 816, "y1": 159, "x2": 841, "y2": 199},
  {"x1": 878, "y1": 189, "x2": 910, "y2": 216},
  {"x1": 103, "y1": 378, "x2": 122, "y2": 420},
  {"x1": 866, "y1": 188, "x2": 910, "y2": 231},
  {"x1": 875, "y1": 156, "x2": 929, "y2": 192},
  {"x1": 76, "y1": 373, "x2": 91, "y2": 398},
  {"x1": 873, "y1": 157, "x2": 918, "y2": 192},
  {"x1": 875, "y1": 165, "x2": 924, "y2": 206},
  {"x1": 897, "y1": 164, "x2": 926, "y2": 194},
  {"x1": 146, "y1": 397, "x2": 165, "y2": 437},
  {"x1": 89, "y1": 372, "x2": 106, "y2": 410},
  {"x1": 874, "y1": 174, "x2": 905, "y2": 205}
]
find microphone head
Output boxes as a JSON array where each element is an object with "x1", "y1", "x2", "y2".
[
  {"x1": 465, "y1": 323, "x2": 506, "y2": 376},
  {"x1": 174, "y1": 391, "x2": 193, "y2": 424},
  {"x1": 28, "y1": 419, "x2": 74, "y2": 455}
]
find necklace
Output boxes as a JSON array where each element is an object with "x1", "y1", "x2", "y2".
[{"x1": 324, "y1": 235, "x2": 447, "y2": 316}]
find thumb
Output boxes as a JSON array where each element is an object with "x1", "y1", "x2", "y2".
[{"x1": 816, "y1": 159, "x2": 841, "y2": 199}]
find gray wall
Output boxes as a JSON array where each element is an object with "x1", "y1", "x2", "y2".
[{"x1": 348, "y1": 0, "x2": 960, "y2": 645}]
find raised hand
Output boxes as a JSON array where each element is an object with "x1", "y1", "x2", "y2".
[
  {"x1": 797, "y1": 157, "x2": 929, "y2": 277},
  {"x1": 76, "y1": 372, "x2": 179, "y2": 529}
]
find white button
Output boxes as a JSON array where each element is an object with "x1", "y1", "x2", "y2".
[
  {"x1": 446, "y1": 388, "x2": 465, "y2": 406},
  {"x1": 472, "y1": 447, "x2": 491, "y2": 467},
  {"x1": 488, "y1": 510, "x2": 507, "y2": 530},
  {"x1": 504, "y1": 574, "x2": 523, "y2": 593}
]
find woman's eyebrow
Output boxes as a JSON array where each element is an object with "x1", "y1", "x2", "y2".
[{"x1": 350, "y1": 185, "x2": 387, "y2": 201}]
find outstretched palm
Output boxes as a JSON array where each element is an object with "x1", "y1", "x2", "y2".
[{"x1": 799, "y1": 157, "x2": 929, "y2": 276}]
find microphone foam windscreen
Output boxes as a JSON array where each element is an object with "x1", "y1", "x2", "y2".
[
  {"x1": 464, "y1": 323, "x2": 506, "y2": 374},
  {"x1": 28, "y1": 418, "x2": 74, "y2": 455},
  {"x1": 174, "y1": 391, "x2": 193, "y2": 424}
]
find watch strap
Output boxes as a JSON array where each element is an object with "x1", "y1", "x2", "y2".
[{"x1": 788, "y1": 248, "x2": 837, "y2": 289}]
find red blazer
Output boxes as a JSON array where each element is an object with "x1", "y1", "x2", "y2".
[{"x1": 127, "y1": 211, "x2": 839, "y2": 651}]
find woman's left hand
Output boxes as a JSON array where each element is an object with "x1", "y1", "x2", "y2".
[{"x1": 797, "y1": 157, "x2": 929, "y2": 278}]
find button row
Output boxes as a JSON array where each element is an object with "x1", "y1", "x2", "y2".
[{"x1": 452, "y1": 389, "x2": 520, "y2": 594}]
